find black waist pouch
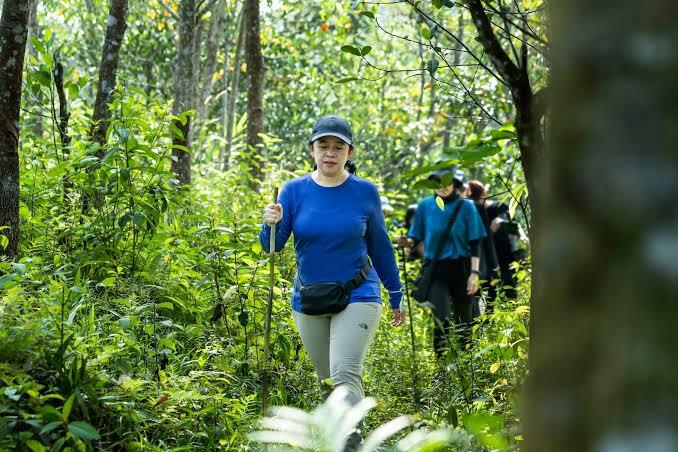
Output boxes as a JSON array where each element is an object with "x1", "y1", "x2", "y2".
[
  {"x1": 299, "y1": 260, "x2": 372, "y2": 316},
  {"x1": 299, "y1": 282, "x2": 350, "y2": 315}
]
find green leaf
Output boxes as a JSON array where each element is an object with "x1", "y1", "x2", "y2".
[
  {"x1": 361, "y1": 45, "x2": 372, "y2": 56},
  {"x1": 12, "y1": 262, "x2": 26, "y2": 275},
  {"x1": 435, "y1": 196, "x2": 444, "y2": 211},
  {"x1": 40, "y1": 421, "x2": 62, "y2": 435},
  {"x1": 99, "y1": 277, "x2": 117, "y2": 287},
  {"x1": 68, "y1": 421, "x2": 100, "y2": 441},
  {"x1": 422, "y1": 26, "x2": 431, "y2": 40},
  {"x1": 68, "y1": 82, "x2": 80, "y2": 99},
  {"x1": 401, "y1": 159, "x2": 459, "y2": 178},
  {"x1": 458, "y1": 142, "x2": 501, "y2": 165},
  {"x1": 24, "y1": 440, "x2": 47, "y2": 452},
  {"x1": 447, "y1": 403, "x2": 459, "y2": 427},
  {"x1": 118, "y1": 213, "x2": 131, "y2": 229},
  {"x1": 0, "y1": 272, "x2": 16, "y2": 288},
  {"x1": 490, "y1": 362, "x2": 500, "y2": 373},
  {"x1": 358, "y1": 10, "x2": 375, "y2": 20},
  {"x1": 157, "y1": 302, "x2": 174, "y2": 310},
  {"x1": 340, "y1": 45, "x2": 362, "y2": 57},
  {"x1": 427, "y1": 58, "x2": 439, "y2": 76},
  {"x1": 335, "y1": 77, "x2": 359, "y2": 84},
  {"x1": 35, "y1": 70, "x2": 51, "y2": 87},
  {"x1": 62, "y1": 393, "x2": 75, "y2": 422},
  {"x1": 490, "y1": 129, "x2": 517, "y2": 140},
  {"x1": 412, "y1": 179, "x2": 440, "y2": 190}
]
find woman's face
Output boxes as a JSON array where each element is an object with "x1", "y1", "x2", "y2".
[
  {"x1": 310, "y1": 136, "x2": 353, "y2": 178},
  {"x1": 434, "y1": 184, "x2": 455, "y2": 198}
]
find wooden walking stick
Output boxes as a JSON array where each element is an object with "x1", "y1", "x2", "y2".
[
  {"x1": 400, "y1": 244, "x2": 421, "y2": 407},
  {"x1": 262, "y1": 187, "x2": 278, "y2": 415}
]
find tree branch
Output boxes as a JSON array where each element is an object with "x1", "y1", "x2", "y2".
[
  {"x1": 465, "y1": 0, "x2": 522, "y2": 85},
  {"x1": 404, "y1": 0, "x2": 507, "y2": 86}
]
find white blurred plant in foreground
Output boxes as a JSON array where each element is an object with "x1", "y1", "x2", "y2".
[{"x1": 249, "y1": 387, "x2": 471, "y2": 451}]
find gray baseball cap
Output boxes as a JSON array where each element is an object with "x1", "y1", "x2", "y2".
[{"x1": 309, "y1": 115, "x2": 353, "y2": 145}]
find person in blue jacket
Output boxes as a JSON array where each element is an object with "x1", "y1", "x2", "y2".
[
  {"x1": 259, "y1": 115, "x2": 404, "y2": 410},
  {"x1": 402, "y1": 168, "x2": 486, "y2": 355}
]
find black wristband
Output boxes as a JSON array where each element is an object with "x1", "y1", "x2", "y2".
[{"x1": 470, "y1": 269, "x2": 480, "y2": 275}]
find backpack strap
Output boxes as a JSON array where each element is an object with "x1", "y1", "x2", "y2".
[{"x1": 431, "y1": 199, "x2": 464, "y2": 263}]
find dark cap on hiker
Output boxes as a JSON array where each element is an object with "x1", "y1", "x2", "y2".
[
  {"x1": 310, "y1": 115, "x2": 353, "y2": 146},
  {"x1": 429, "y1": 167, "x2": 467, "y2": 188}
]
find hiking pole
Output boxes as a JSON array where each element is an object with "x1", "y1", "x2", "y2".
[
  {"x1": 400, "y1": 243, "x2": 421, "y2": 407},
  {"x1": 262, "y1": 187, "x2": 278, "y2": 416}
]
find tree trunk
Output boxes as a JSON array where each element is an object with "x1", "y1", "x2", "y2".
[
  {"x1": 222, "y1": 8, "x2": 245, "y2": 170},
  {"x1": 26, "y1": 0, "x2": 43, "y2": 138},
  {"x1": 90, "y1": 0, "x2": 129, "y2": 147},
  {"x1": 464, "y1": 1, "x2": 546, "y2": 361},
  {"x1": 525, "y1": 1, "x2": 678, "y2": 450},
  {"x1": 171, "y1": 0, "x2": 197, "y2": 186},
  {"x1": 197, "y1": 1, "x2": 227, "y2": 121},
  {"x1": 0, "y1": 0, "x2": 30, "y2": 260},
  {"x1": 244, "y1": 0, "x2": 264, "y2": 188}
]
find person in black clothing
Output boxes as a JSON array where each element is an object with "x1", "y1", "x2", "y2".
[
  {"x1": 485, "y1": 201, "x2": 527, "y2": 299},
  {"x1": 466, "y1": 180, "x2": 501, "y2": 313}
]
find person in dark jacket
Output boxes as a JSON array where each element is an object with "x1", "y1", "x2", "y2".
[{"x1": 466, "y1": 180, "x2": 501, "y2": 313}]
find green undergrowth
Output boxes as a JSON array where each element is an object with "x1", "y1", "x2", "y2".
[{"x1": 1, "y1": 87, "x2": 530, "y2": 451}]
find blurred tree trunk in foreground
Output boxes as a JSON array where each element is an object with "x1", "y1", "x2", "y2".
[
  {"x1": 525, "y1": 0, "x2": 678, "y2": 450},
  {"x1": 0, "y1": 0, "x2": 31, "y2": 259}
]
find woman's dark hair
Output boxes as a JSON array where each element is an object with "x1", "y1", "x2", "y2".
[{"x1": 467, "y1": 180, "x2": 487, "y2": 202}]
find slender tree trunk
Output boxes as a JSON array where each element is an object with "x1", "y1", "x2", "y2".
[
  {"x1": 171, "y1": 0, "x2": 197, "y2": 186},
  {"x1": 244, "y1": 0, "x2": 264, "y2": 188},
  {"x1": 82, "y1": 0, "x2": 128, "y2": 214},
  {"x1": 197, "y1": 1, "x2": 227, "y2": 121},
  {"x1": 90, "y1": 0, "x2": 129, "y2": 147},
  {"x1": 0, "y1": 0, "x2": 30, "y2": 260},
  {"x1": 222, "y1": 8, "x2": 245, "y2": 170},
  {"x1": 26, "y1": 0, "x2": 43, "y2": 138},
  {"x1": 525, "y1": 1, "x2": 678, "y2": 450}
]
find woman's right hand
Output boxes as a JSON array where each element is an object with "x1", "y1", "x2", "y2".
[{"x1": 263, "y1": 203, "x2": 283, "y2": 226}]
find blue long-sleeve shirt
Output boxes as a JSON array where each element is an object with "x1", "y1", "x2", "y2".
[{"x1": 259, "y1": 173, "x2": 403, "y2": 311}]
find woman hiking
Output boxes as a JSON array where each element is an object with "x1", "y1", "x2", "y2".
[
  {"x1": 259, "y1": 116, "x2": 404, "y2": 444},
  {"x1": 401, "y1": 168, "x2": 486, "y2": 356}
]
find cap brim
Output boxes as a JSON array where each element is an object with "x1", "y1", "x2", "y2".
[{"x1": 310, "y1": 132, "x2": 352, "y2": 145}]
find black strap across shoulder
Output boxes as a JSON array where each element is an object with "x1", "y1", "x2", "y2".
[{"x1": 431, "y1": 199, "x2": 464, "y2": 263}]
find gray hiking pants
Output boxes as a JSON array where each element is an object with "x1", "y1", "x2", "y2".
[{"x1": 293, "y1": 302, "x2": 382, "y2": 406}]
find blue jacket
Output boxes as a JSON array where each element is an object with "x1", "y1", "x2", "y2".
[{"x1": 260, "y1": 173, "x2": 403, "y2": 311}]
